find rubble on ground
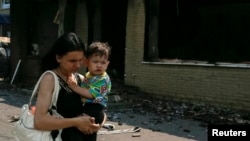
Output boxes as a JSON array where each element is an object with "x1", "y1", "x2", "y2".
[
  {"x1": 109, "y1": 80, "x2": 250, "y2": 125},
  {"x1": 2, "y1": 79, "x2": 250, "y2": 125}
]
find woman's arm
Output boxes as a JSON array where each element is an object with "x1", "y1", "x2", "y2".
[{"x1": 33, "y1": 73, "x2": 98, "y2": 133}]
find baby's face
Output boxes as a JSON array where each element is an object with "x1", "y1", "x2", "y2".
[{"x1": 87, "y1": 54, "x2": 110, "y2": 75}]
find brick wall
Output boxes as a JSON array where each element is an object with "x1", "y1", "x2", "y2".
[
  {"x1": 125, "y1": 0, "x2": 250, "y2": 111},
  {"x1": 74, "y1": 0, "x2": 250, "y2": 111},
  {"x1": 125, "y1": 0, "x2": 145, "y2": 85}
]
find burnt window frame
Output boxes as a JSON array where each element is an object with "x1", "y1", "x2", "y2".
[{"x1": 144, "y1": 0, "x2": 250, "y2": 65}]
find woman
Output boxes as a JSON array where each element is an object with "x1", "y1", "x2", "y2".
[{"x1": 34, "y1": 32, "x2": 104, "y2": 140}]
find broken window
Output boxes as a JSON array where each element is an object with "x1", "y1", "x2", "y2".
[{"x1": 145, "y1": 0, "x2": 250, "y2": 64}]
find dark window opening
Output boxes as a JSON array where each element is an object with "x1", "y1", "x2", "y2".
[
  {"x1": 145, "y1": 0, "x2": 250, "y2": 63},
  {"x1": 87, "y1": 0, "x2": 127, "y2": 79}
]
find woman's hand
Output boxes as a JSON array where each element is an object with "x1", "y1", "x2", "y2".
[{"x1": 75, "y1": 115, "x2": 100, "y2": 134}]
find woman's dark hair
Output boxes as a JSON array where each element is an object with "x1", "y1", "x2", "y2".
[{"x1": 40, "y1": 32, "x2": 86, "y2": 72}]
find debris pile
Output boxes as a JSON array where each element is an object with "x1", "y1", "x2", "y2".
[{"x1": 109, "y1": 81, "x2": 250, "y2": 125}]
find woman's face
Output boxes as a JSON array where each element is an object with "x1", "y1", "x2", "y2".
[{"x1": 56, "y1": 51, "x2": 84, "y2": 73}]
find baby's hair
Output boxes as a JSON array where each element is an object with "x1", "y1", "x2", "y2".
[{"x1": 86, "y1": 41, "x2": 111, "y2": 60}]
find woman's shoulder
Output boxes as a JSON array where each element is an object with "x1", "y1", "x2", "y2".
[{"x1": 40, "y1": 70, "x2": 57, "y2": 82}]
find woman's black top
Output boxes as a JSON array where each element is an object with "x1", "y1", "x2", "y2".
[{"x1": 53, "y1": 73, "x2": 87, "y2": 141}]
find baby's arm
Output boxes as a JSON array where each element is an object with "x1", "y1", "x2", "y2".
[{"x1": 67, "y1": 77, "x2": 93, "y2": 99}]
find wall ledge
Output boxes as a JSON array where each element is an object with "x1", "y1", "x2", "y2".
[{"x1": 142, "y1": 61, "x2": 250, "y2": 68}]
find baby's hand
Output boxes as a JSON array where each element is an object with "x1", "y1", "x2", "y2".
[{"x1": 67, "y1": 77, "x2": 77, "y2": 88}]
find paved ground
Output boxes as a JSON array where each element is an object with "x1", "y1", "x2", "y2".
[
  {"x1": 97, "y1": 112, "x2": 207, "y2": 141},
  {"x1": 0, "y1": 83, "x2": 208, "y2": 141}
]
